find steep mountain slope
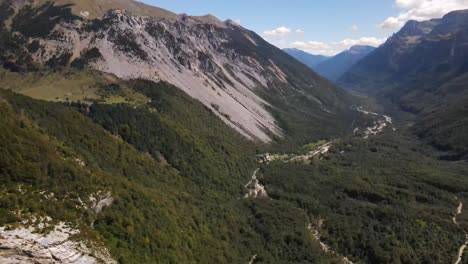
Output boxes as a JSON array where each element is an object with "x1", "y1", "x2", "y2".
[
  {"x1": 339, "y1": 9, "x2": 468, "y2": 159},
  {"x1": 283, "y1": 48, "x2": 329, "y2": 69},
  {"x1": 412, "y1": 72, "x2": 468, "y2": 160},
  {"x1": 0, "y1": 83, "x2": 261, "y2": 263},
  {"x1": 339, "y1": 10, "x2": 468, "y2": 94},
  {"x1": 315, "y1": 45, "x2": 376, "y2": 81},
  {"x1": 338, "y1": 17, "x2": 443, "y2": 92},
  {"x1": 0, "y1": 0, "x2": 357, "y2": 144}
]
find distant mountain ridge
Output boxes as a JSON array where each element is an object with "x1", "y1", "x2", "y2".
[
  {"x1": 314, "y1": 45, "x2": 376, "y2": 81},
  {"x1": 339, "y1": 9, "x2": 468, "y2": 93},
  {"x1": 284, "y1": 45, "x2": 376, "y2": 81},
  {"x1": 283, "y1": 48, "x2": 329, "y2": 68},
  {"x1": 339, "y1": 9, "x2": 468, "y2": 159}
]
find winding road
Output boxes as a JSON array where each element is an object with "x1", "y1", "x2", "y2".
[
  {"x1": 248, "y1": 254, "x2": 257, "y2": 264},
  {"x1": 307, "y1": 220, "x2": 354, "y2": 264},
  {"x1": 454, "y1": 196, "x2": 467, "y2": 264}
]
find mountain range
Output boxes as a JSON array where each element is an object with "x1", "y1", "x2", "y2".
[
  {"x1": 339, "y1": 9, "x2": 468, "y2": 159},
  {"x1": 1, "y1": 1, "x2": 468, "y2": 263},
  {"x1": 283, "y1": 48, "x2": 329, "y2": 68},
  {"x1": 284, "y1": 45, "x2": 376, "y2": 81}
]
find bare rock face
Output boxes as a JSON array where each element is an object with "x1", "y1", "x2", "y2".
[
  {"x1": 90, "y1": 191, "x2": 114, "y2": 215},
  {"x1": 0, "y1": 222, "x2": 116, "y2": 264},
  {"x1": 0, "y1": 186, "x2": 116, "y2": 264},
  {"x1": 20, "y1": 8, "x2": 286, "y2": 142},
  {"x1": 88, "y1": 10, "x2": 284, "y2": 141}
]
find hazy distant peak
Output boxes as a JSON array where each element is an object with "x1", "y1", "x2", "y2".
[
  {"x1": 283, "y1": 48, "x2": 301, "y2": 52},
  {"x1": 348, "y1": 45, "x2": 375, "y2": 53}
]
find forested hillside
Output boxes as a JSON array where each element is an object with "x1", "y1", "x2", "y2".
[
  {"x1": 262, "y1": 132, "x2": 468, "y2": 263},
  {"x1": 0, "y1": 86, "x2": 258, "y2": 262}
]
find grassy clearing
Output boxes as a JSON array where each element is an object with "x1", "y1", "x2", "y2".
[
  {"x1": 303, "y1": 140, "x2": 328, "y2": 152},
  {"x1": 0, "y1": 69, "x2": 148, "y2": 105}
]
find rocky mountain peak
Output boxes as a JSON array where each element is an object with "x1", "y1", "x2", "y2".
[
  {"x1": 431, "y1": 9, "x2": 468, "y2": 35},
  {"x1": 176, "y1": 13, "x2": 234, "y2": 28},
  {"x1": 401, "y1": 19, "x2": 439, "y2": 35},
  {"x1": 192, "y1": 14, "x2": 225, "y2": 27},
  {"x1": 348, "y1": 45, "x2": 375, "y2": 54},
  {"x1": 33, "y1": 0, "x2": 178, "y2": 19},
  {"x1": 443, "y1": 9, "x2": 468, "y2": 19}
]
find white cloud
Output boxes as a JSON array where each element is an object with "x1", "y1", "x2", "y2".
[
  {"x1": 295, "y1": 28, "x2": 304, "y2": 35},
  {"x1": 289, "y1": 37, "x2": 386, "y2": 56},
  {"x1": 263, "y1": 26, "x2": 292, "y2": 37},
  {"x1": 395, "y1": 0, "x2": 421, "y2": 9},
  {"x1": 351, "y1": 24, "x2": 359, "y2": 32},
  {"x1": 379, "y1": 17, "x2": 401, "y2": 29},
  {"x1": 339, "y1": 37, "x2": 387, "y2": 49},
  {"x1": 290, "y1": 41, "x2": 335, "y2": 55},
  {"x1": 379, "y1": 0, "x2": 468, "y2": 29},
  {"x1": 233, "y1": 19, "x2": 241, "y2": 25}
]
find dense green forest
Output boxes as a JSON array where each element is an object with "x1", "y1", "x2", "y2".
[
  {"x1": 0, "y1": 83, "x2": 349, "y2": 263},
  {"x1": 261, "y1": 132, "x2": 468, "y2": 263},
  {"x1": 0, "y1": 86, "x2": 258, "y2": 263}
]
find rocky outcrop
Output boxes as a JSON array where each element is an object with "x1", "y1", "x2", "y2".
[
  {"x1": 90, "y1": 191, "x2": 113, "y2": 215},
  {"x1": 244, "y1": 168, "x2": 268, "y2": 198},
  {"x1": 0, "y1": 222, "x2": 115, "y2": 264},
  {"x1": 0, "y1": 185, "x2": 115, "y2": 264}
]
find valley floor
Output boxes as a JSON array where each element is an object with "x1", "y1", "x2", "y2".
[{"x1": 243, "y1": 106, "x2": 468, "y2": 264}]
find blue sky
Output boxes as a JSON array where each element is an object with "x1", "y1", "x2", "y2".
[{"x1": 141, "y1": 0, "x2": 468, "y2": 55}]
